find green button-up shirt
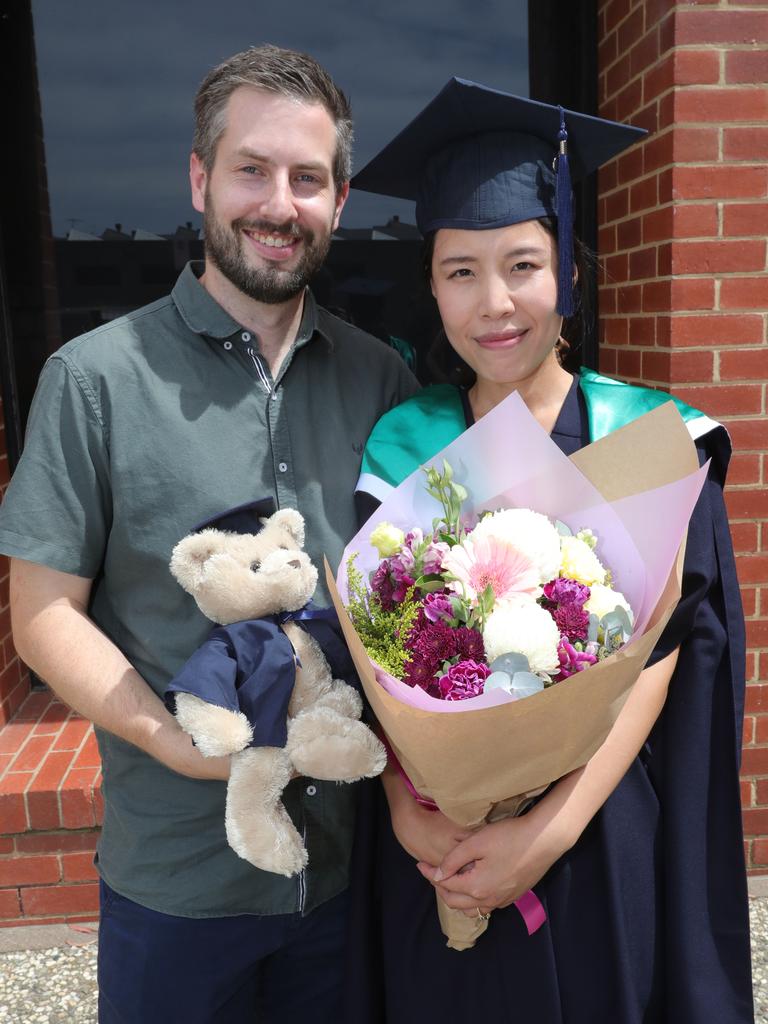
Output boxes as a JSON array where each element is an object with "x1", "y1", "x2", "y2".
[{"x1": 0, "y1": 263, "x2": 417, "y2": 917}]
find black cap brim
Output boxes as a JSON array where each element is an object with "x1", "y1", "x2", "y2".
[{"x1": 191, "y1": 497, "x2": 276, "y2": 535}]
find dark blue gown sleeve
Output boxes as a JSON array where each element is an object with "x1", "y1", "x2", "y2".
[{"x1": 639, "y1": 434, "x2": 752, "y2": 1019}]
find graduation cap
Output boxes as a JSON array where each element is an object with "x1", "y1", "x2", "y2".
[
  {"x1": 352, "y1": 78, "x2": 646, "y2": 316},
  {"x1": 191, "y1": 497, "x2": 276, "y2": 535}
]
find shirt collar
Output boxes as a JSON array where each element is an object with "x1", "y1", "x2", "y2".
[
  {"x1": 172, "y1": 262, "x2": 241, "y2": 339},
  {"x1": 172, "y1": 261, "x2": 332, "y2": 349}
]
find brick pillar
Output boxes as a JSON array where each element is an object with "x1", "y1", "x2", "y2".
[{"x1": 597, "y1": 0, "x2": 768, "y2": 870}]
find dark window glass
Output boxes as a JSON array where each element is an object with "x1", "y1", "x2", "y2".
[{"x1": 29, "y1": 0, "x2": 527, "y2": 380}]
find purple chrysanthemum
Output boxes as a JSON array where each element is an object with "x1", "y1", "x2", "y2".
[
  {"x1": 454, "y1": 626, "x2": 485, "y2": 663},
  {"x1": 402, "y1": 657, "x2": 439, "y2": 691},
  {"x1": 553, "y1": 602, "x2": 590, "y2": 642},
  {"x1": 407, "y1": 620, "x2": 457, "y2": 665}
]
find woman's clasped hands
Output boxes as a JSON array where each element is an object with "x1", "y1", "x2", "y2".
[{"x1": 416, "y1": 799, "x2": 575, "y2": 919}]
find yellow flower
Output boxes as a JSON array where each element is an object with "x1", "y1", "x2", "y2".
[
  {"x1": 369, "y1": 522, "x2": 405, "y2": 558},
  {"x1": 559, "y1": 536, "x2": 607, "y2": 587}
]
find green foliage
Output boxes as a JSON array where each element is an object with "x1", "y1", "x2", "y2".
[
  {"x1": 345, "y1": 555, "x2": 421, "y2": 677},
  {"x1": 423, "y1": 460, "x2": 467, "y2": 545}
]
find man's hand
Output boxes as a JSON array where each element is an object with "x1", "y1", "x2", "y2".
[{"x1": 10, "y1": 558, "x2": 229, "y2": 781}]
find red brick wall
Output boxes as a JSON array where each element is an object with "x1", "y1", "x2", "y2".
[
  {"x1": 0, "y1": 693, "x2": 101, "y2": 925},
  {"x1": 597, "y1": 0, "x2": 768, "y2": 870}
]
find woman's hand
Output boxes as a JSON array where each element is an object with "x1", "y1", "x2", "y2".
[
  {"x1": 417, "y1": 802, "x2": 572, "y2": 916},
  {"x1": 382, "y1": 765, "x2": 473, "y2": 867},
  {"x1": 393, "y1": 802, "x2": 475, "y2": 868}
]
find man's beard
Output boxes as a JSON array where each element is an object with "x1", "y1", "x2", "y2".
[{"x1": 203, "y1": 201, "x2": 332, "y2": 305}]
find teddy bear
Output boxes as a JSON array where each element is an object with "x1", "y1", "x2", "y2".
[{"x1": 164, "y1": 499, "x2": 386, "y2": 877}]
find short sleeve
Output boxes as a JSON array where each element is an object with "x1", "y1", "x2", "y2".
[{"x1": 0, "y1": 355, "x2": 112, "y2": 577}]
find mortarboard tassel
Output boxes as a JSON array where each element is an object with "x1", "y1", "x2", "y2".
[{"x1": 555, "y1": 107, "x2": 575, "y2": 318}]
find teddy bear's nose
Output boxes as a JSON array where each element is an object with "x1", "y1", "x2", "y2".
[{"x1": 288, "y1": 559, "x2": 302, "y2": 569}]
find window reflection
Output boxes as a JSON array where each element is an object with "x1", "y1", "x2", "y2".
[{"x1": 31, "y1": 0, "x2": 527, "y2": 376}]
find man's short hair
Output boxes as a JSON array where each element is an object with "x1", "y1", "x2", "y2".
[{"x1": 193, "y1": 44, "x2": 353, "y2": 190}]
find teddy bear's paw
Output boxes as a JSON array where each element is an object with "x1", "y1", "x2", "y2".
[
  {"x1": 173, "y1": 693, "x2": 252, "y2": 756},
  {"x1": 287, "y1": 712, "x2": 387, "y2": 782},
  {"x1": 315, "y1": 680, "x2": 363, "y2": 720},
  {"x1": 226, "y1": 748, "x2": 307, "y2": 876},
  {"x1": 226, "y1": 805, "x2": 308, "y2": 877}
]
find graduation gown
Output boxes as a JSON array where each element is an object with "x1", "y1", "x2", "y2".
[{"x1": 346, "y1": 371, "x2": 753, "y2": 1023}]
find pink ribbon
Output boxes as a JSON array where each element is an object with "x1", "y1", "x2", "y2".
[
  {"x1": 383, "y1": 737, "x2": 548, "y2": 936},
  {"x1": 513, "y1": 888, "x2": 547, "y2": 935}
]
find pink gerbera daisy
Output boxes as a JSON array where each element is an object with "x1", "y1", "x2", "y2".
[{"x1": 441, "y1": 534, "x2": 541, "y2": 605}]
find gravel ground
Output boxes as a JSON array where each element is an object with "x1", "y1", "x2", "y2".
[
  {"x1": 1, "y1": 901, "x2": 768, "y2": 1022},
  {"x1": 0, "y1": 931, "x2": 98, "y2": 1023}
]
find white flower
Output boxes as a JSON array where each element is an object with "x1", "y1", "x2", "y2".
[
  {"x1": 483, "y1": 599, "x2": 561, "y2": 674},
  {"x1": 559, "y1": 535, "x2": 607, "y2": 586},
  {"x1": 585, "y1": 583, "x2": 633, "y2": 625},
  {"x1": 369, "y1": 522, "x2": 405, "y2": 558},
  {"x1": 471, "y1": 508, "x2": 561, "y2": 584}
]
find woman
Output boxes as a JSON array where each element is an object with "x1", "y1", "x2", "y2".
[{"x1": 347, "y1": 81, "x2": 753, "y2": 1023}]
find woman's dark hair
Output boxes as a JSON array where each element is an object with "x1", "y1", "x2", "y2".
[{"x1": 424, "y1": 217, "x2": 596, "y2": 385}]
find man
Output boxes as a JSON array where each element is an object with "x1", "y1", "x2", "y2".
[{"x1": 0, "y1": 45, "x2": 417, "y2": 1022}]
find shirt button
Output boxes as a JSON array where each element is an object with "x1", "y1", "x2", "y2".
[
  {"x1": 278, "y1": 462, "x2": 288, "y2": 473},
  {"x1": 223, "y1": 340, "x2": 233, "y2": 351},
  {"x1": 241, "y1": 331, "x2": 251, "y2": 342},
  {"x1": 306, "y1": 784, "x2": 317, "y2": 796}
]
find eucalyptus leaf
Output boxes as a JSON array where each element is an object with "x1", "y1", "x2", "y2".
[
  {"x1": 484, "y1": 670, "x2": 513, "y2": 693},
  {"x1": 509, "y1": 671, "x2": 545, "y2": 698},
  {"x1": 555, "y1": 519, "x2": 573, "y2": 537},
  {"x1": 587, "y1": 612, "x2": 600, "y2": 643},
  {"x1": 602, "y1": 605, "x2": 633, "y2": 637},
  {"x1": 489, "y1": 652, "x2": 531, "y2": 675}
]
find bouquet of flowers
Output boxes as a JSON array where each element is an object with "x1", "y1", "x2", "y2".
[
  {"x1": 326, "y1": 393, "x2": 708, "y2": 949},
  {"x1": 347, "y1": 463, "x2": 635, "y2": 708}
]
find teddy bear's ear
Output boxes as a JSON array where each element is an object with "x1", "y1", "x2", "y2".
[
  {"x1": 263, "y1": 508, "x2": 305, "y2": 548},
  {"x1": 170, "y1": 529, "x2": 229, "y2": 592}
]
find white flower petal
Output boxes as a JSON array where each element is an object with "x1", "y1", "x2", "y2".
[{"x1": 483, "y1": 601, "x2": 560, "y2": 674}]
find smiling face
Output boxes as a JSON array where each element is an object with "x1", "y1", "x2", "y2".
[
  {"x1": 430, "y1": 220, "x2": 565, "y2": 389},
  {"x1": 190, "y1": 86, "x2": 348, "y2": 305}
]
